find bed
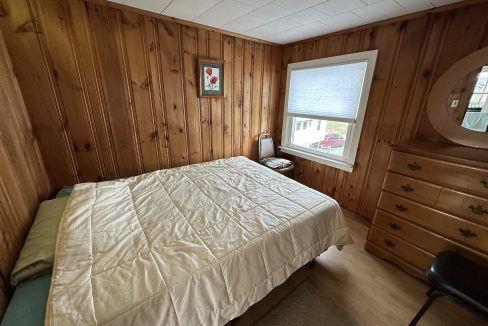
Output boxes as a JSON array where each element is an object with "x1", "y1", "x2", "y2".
[{"x1": 6, "y1": 156, "x2": 353, "y2": 325}]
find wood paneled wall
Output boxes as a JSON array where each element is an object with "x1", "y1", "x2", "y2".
[
  {"x1": 0, "y1": 3, "x2": 486, "y2": 293},
  {"x1": 0, "y1": 28, "x2": 50, "y2": 316},
  {"x1": 277, "y1": 1, "x2": 488, "y2": 221},
  {"x1": 0, "y1": 0, "x2": 281, "y2": 191}
]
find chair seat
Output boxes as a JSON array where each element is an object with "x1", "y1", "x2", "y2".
[
  {"x1": 260, "y1": 157, "x2": 293, "y2": 170},
  {"x1": 427, "y1": 251, "x2": 488, "y2": 315}
]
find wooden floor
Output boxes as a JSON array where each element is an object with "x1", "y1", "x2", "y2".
[
  {"x1": 308, "y1": 210, "x2": 486, "y2": 326},
  {"x1": 238, "y1": 209, "x2": 486, "y2": 326}
]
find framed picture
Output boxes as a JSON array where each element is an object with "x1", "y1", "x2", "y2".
[{"x1": 198, "y1": 58, "x2": 224, "y2": 97}]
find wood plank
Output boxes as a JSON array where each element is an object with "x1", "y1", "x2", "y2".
[
  {"x1": 360, "y1": 17, "x2": 431, "y2": 219},
  {"x1": 0, "y1": 0, "x2": 77, "y2": 189},
  {"x1": 120, "y1": 10, "x2": 160, "y2": 172},
  {"x1": 86, "y1": 3, "x2": 140, "y2": 177},
  {"x1": 399, "y1": 13, "x2": 447, "y2": 142},
  {"x1": 223, "y1": 35, "x2": 233, "y2": 158},
  {"x1": 250, "y1": 43, "x2": 263, "y2": 161},
  {"x1": 342, "y1": 23, "x2": 402, "y2": 216},
  {"x1": 260, "y1": 45, "x2": 272, "y2": 135},
  {"x1": 232, "y1": 38, "x2": 243, "y2": 156},
  {"x1": 65, "y1": 0, "x2": 118, "y2": 180},
  {"x1": 144, "y1": 16, "x2": 171, "y2": 169},
  {"x1": 275, "y1": 46, "x2": 291, "y2": 149},
  {"x1": 35, "y1": 0, "x2": 104, "y2": 182},
  {"x1": 209, "y1": 31, "x2": 223, "y2": 160},
  {"x1": 268, "y1": 46, "x2": 281, "y2": 141},
  {"x1": 242, "y1": 40, "x2": 253, "y2": 158},
  {"x1": 156, "y1": 20, "x2": 188, "y2": 167},
  {"x1": 181, "y1": 25, "x2": 202, "y2": 164},
  {"x1": 197, "y1": 29, "x2": 212, "y2": 163}
]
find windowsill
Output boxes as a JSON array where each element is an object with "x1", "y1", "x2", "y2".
[{"x1": 279, "y1": 146, "x2": 353, "y2": 173}]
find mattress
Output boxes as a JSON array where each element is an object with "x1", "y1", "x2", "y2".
[{"x1": 46, "y1": 156, "x2": 352, "y2": 325}]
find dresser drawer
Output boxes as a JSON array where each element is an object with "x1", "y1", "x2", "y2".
[
  {"x1": 368, "y1": 226, "x2": 433, "y2": 272},
  {"x1": 436, "y1": 188, "x2": 488, "y2": 227},
  {"x1": 374, "y1": 210, "x2": 455, "y2": 255},
  {"x1": 388, "y1": 151, "x2": 488, "y2": 197},
  {"x1": 378, "y1": 191, "x2": 488, "y2": 254},
  {"x1": 382, "y1": 172, "x2": 441, "y2": 206},
  {"x1": 373, "y1": 209, "x2": 488, "y2": 260}
]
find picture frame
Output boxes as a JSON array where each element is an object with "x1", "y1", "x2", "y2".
[{"x1": 198, "y1": 58, "x2": 224, "y2": 98}]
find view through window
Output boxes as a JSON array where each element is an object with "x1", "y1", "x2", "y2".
[{"x1": 291, "y1": 118, "x2": 348, "y2": 158}]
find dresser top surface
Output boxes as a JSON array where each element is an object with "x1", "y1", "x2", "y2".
[{"x1": 393, "y1": 140, "x2": 488, "y2": 170}]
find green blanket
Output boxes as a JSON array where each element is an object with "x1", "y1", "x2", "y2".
[
  {"x1": 1, "y1": 274, "x2": 51, "y2": 326},
  {"x1": 1, "y1": 187, "x2": 72, "y2": 326}
]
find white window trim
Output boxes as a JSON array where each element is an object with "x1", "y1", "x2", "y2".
[{"x1": 279, "y1": 50, "x2": 378, "y2": 173}]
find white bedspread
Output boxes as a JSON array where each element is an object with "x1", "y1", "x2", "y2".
[{"x1": 45, "y1": 157, "x2": 352, "y2": 325}]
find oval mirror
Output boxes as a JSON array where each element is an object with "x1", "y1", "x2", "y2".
[{"x1": 427, "y1": 47, "x2": 488, "y2": 148}]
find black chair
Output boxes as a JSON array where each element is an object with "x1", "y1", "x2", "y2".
[
  {"x1": 409, "y1": 250, "x2": 488, "y2": 325},
  {"x1": 258, "y1": 134, "x2": 294, "y2": 174}
]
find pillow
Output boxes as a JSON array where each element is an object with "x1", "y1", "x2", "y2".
[{"x1": 10, "y1": 197, "x2": 69, "y2": 286}]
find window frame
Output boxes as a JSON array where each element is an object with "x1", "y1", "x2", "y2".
[{"x1": 279, "y1": 50, "x2": 378, "y2": 173}]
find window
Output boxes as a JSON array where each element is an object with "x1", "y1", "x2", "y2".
[
  {"x1": 280, "y1": 50, "x2": 378, "y2": 172},
  {"x1": 462, "y1": 66, "x2": 488, "y2": 132}
]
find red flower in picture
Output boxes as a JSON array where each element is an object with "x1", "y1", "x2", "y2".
[
  {"x1": 205, "y1": 67, "x2": 212, "y2": 75},
  {"x1": 210, "y1": 76, "x2": 218, "y2": 85}
]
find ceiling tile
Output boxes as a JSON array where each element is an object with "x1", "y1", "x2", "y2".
[
  {"x1": 273, "y1": 0, "x2": 326, "y2": 12},
  {"x1": 315, "y1": 0, "x2": 366, "y2": 16},
  {"x1": 352, "y1": 0, "x2": 407, "y2": 21},
  {"x1": 221, "y1": 13, "x2": 268, "y2": 33},
  {"x1": 320, "y1": 12, "x2": 365, "y2": 29},
  {"x1": 430, "y1": 0, "x2": 461, "y2": 6},
  {"x1": 287, "y1": 8, "x2": 329, "y2": 24},
  {"x1": 124, "y1": 0, "x2": 172, "y2": 12},
  {"x1": 265, "y1": 17, "x2": 302, "y2": 30},
  {"x1": 394, "y1": 0, "x2": 433, "y2": 11},
  {"x1": 246, "y1": 25, "x2": 279, "y2": 38},
  {"x1": 274, "y1": 22, "x2": 332, "y2": 43},
  {"x1": 110, "y1": 0, "x2": 461, "y2": 44},
  {"x1": 194, "y1": 0, "x2": 255, "y2": 27},
  {"x1": 162, "y1": 0, "x2": 222, "y2": 20},
  {"x1": 250, "y1": 3, "x2": 292, "y2": 20},
  {"x1": 235, "y1": 0, "x2": 274, "y2": 7},
  {"x1": 245, "y1": 18, "x2": 302, "y2": 39}
]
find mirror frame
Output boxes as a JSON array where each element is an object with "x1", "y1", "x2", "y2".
[{"x1": 427, "y1": 46, "x2": 488, "y2": 149}]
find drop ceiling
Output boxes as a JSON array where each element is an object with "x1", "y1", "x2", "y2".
[{"x1": 108, "y1": 0, "x2": 461, "y2": 44}]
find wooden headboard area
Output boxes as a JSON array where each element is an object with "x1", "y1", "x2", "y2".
[{"x1": 0, "y1": 29, "x2": 51, "y2": 316}]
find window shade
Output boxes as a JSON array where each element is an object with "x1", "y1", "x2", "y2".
[{"x1": 287, "y1": 61, "x2": 368, "y2": 122}]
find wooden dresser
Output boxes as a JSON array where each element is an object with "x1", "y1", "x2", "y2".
[{"x1": 365, "y1": 141, "x2": 488, "y2": 279}]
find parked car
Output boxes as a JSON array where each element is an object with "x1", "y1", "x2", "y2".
[{"x1": 320, "y1": 133, "x2": 345, "y2": 148}]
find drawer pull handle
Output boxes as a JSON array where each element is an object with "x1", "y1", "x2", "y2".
[
  {"x1": 400, "y1": 184, "x2": 414, "y2": 192},
  {"x1": 407, "y1": 162, "x2": 422, "y2": 171},
  {"x1": 384, "y1": 239, "x2": 395, "y2": 247},
  {"x1": 389, "y1": 222, "x2": 402, "y2": 230},
  {"x1": 469, "y1": 205, "x2": 488, "y2": 215},
  {"x1": 482, "y1": 179, "x2": 488, "y2": 189},
  {"x1": 395, "y1": 204, "x2": 408, "y2": 212},
  {"x1": 458, "y1": 228, "x2": 477, "y2": 238}
]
